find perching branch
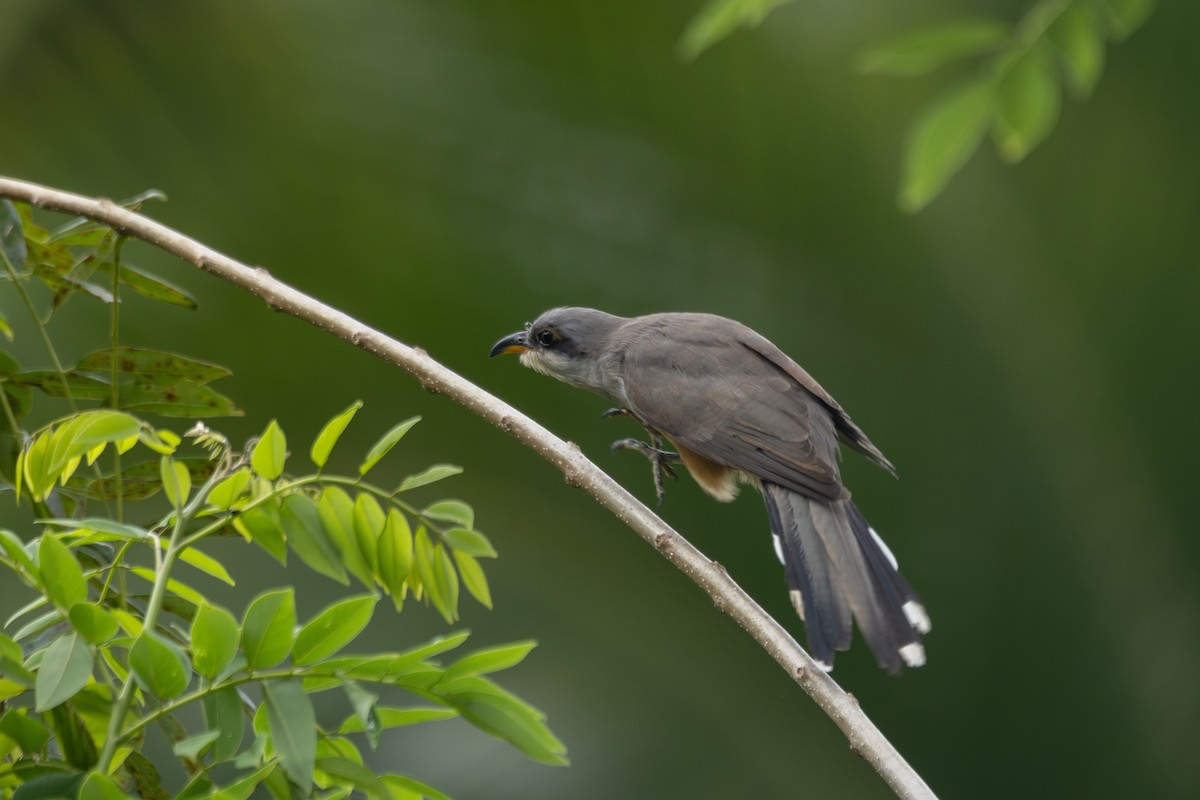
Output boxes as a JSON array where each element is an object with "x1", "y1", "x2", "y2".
[{"x1": 0, "y1": 176, "x2": 937, "y2": 800}]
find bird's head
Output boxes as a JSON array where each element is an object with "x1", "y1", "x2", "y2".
[{"x1": 489, "y1": 307, "x2": 627, "y2": 399}]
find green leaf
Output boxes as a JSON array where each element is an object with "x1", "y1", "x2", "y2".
[
  {"x1": 1100, "y1": 0, "x2": 1154, "y2": 41},
  {"x1": 0, "y1": 200, "x2": 27, "y2": 270},
  {"x1": 314, "y1": 756, "x2": 388, "y2": 797},
  {"x1": 241, "y1": 588, "x2": 296, "y2": 670},
  {"x1": 251, "y1": 420, "x2": 286, "y2": 480},
  {"x1": 203, "y1": 685, "x2": 246, "y2": 763},
  {"x1": 68, "y1": 603, "x2": 119, "y2": 645},
  {"x1": 129, "y1": 631, "x2": 190, "y2": 699},
  {"x1": 0, "y1": 708, "x2": 52, "y2": 752},
  {"x1": 208, "y1": 467, "x2": 251, "y2": 510},
  {"x1": 93, "y1": 261, "x2": 197, "y2": 309},
  {"x1": 160, "y1": 456, "x2": 191, "y2": 510},
  {"x1": 992, "y1": 47, "x2": 1061, "y2": 163},
  {"x1": 451, "y1": 689, "x2": 568, "y2": 766},
  {"x1": 1047, "y1": 3, "x2": 1105, "y2": 98},
  {"x1": 233, "y1": 500, "x2": 286, "y2": 565},
  {"x1": 192, "y1": 603, "x2": 240, "y2": 679},
  {"x1": 293, "y1": 595, "x2": 378, "y2": 665},
  {"x1": 34, "y1": 632, "x2": 93, "y2": 711},
  {"x1": 381, "y1": 774, "x2": 454, "y2": 800},
  {"x1": 174, "y1": 729, "x2": 221, "y2": 760},
  {"x1": 119, "y1": 381, "x2": 242, "y2": 417},
  {"x1": 358, "y1": 416, "x2": 420, "y2": 476},
  {"x1": 352, "y1": 493, "x2": 384, "y2": 573},
  {"x1": 318, "y1": 487, "x2": 372, "y2": 587},
  {"x1": 0, "y1": 529, "x2": 37, "y2": 578},
  {"x1": 338, "y1": 706, "x2": 458, "y2": 734},
  {"x1": 63, "y1": 411, "x2": 142, "y2": 450},
  {"x1": 422, "y1": 499, "x2": 474, "y2": 530},
  {"x1": 413, "y1": 528, "x2": 441, "y2": 616},
  {"x1": 311, "y1": 400, "x2": 362, "y2": 469},
  {"x1": 434, "y1": 545, "x2": 460, "y2": 624},
  {"x1": 899, "y1": 78, "x2": 995, "y2": 212},
  {"x1": 677, "y1": 0, "x2": 794, "y2": 60},
  {"x1": 38, "y1": 533, "x2": 87, "y2": 610},
  {"x1": 178, "y1": 546, "x2": 235, "y2": 585},
  {"x1": 47, "y1": 695, "x2": 99, "y2": 770},
  {"x1": 396, "y1": 464, "x2": 463, "y2": 493},
  {"x1": 263, "y1": 679, "x2": 316, "y2": 795},
  {"x1": 454, "y1": 552, "x2": 492, "y2": 609},
  {"x1": 12, "y1": 773, "x2": 85, "y2": 800},
  {"x1": 217, "y1": 765, "x2": 273, "y2": 800},
  {"x1": 857, "y1": 19, "x2": 1008, "y2": 76},
  {"x1": 130, "y1": 567, "x2": 209, "y2": 606},
  {"x1": 341, "y1": 680, "x2": 381, "y2": 749},
  {"x1": 22, "y1": 411, "x2": 142, "y2": 501},
  {"x1": 443, "y1": 528, "x2": 497, "y2": 558},
  {"x1": 280, "y1": 493, "x2": 348, "y2": 584},
  {"x1": 79, "y1": 772, "x2": 134, "y2": 800},
  {"x1": 376, "y1": 508, "x2": 413, "y2": 610},
  {"x1": 443, "y1": 641, "x2": 536, "y2": 682},
  {"x1": 40, "y1": 517, "x2": 150, "y2": 540},
  {"x1": 76, "y1": 347, "x2": 228, "y2": 383}
]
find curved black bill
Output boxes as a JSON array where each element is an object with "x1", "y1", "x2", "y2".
[{"x1": 489, "y1": 331, "x2": 529, "y2": 358}]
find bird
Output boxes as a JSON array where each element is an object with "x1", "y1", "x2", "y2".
[{"x1": 490, "y1": 307, "x2": 929, "y2": 674}]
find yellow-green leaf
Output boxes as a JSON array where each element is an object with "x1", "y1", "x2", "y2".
[
  {"x1": 396, "y1": 464, "x2": 463, "y2": 493},
  {"x1": 677, "y1": 0, "x2": 794, "y2": 60},
  {"x1": 311, "y1": 400, "x2": 362, "y2": 469},
  {"x1": 68, "y1": 603, "x2": 119, "y2": 645},
  {"x1": 358, "y1": 416, "x2": 420, "y2": 476},
  {"x1": 251, "y1": 420, "x2": 286, "y2": 480},
  {"x1": 38, "y1": 533, "x2": 86, "y2": 611},
  {"x1": 857, "y1": 18, "x2": 1008, "y2": 77},
  {"x1": 454, "y1": 552, "x2": 492, "y2": 610},
  {"x1": 1048, "y1": 3, "x2": 1105, "y2": 98},
  {"x1": 242, "y1": 589, "x2": 296, "y2": 670},
  {"x1": 992, "y1": 48, "x2": 1061, "y2": 163},
  {"x1": 293, "y1": 595, "x2": 378, "y2": 665},
  {"x1": 352, "y1": 493, "x2": 384, "y2": 573},
  {"x1": 192, "y1": 602, "x2": 240, "y2": 679},
  {"x1": 377, "y1": 509, "x2": 413, "y2": 609},
  {"x1": 899, "y1": 78, "x2": 994, "y2": 212},
  {"x1": 129, "y1": 631, "x2": 190, "y2": 699},
  {"x1": 160, "y1": 456, "x2": 191, "y2": 510},
  {"x1": 208, "y1": 468, "x2": 251, "y2": 510}
]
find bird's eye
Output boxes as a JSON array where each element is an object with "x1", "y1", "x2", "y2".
[{"x1": 536, "y1": 329, "x2": 557, "y2": 347}]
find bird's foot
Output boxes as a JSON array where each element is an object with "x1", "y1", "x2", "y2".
[{"x1": 610, "y1": 437, "x2": 680, "y2": 506}]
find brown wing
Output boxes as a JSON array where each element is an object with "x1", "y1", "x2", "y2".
[{"x1": 619, "y1": 314, "x2": 853, "y2": 502}]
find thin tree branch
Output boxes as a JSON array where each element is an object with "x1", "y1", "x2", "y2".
[{"x1": 0, "y1": 176, "x2": 937, "y2": 800}]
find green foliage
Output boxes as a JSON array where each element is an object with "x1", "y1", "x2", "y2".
[
  {"x1": 0, "y1": 201, "x2": 564, "y2": 798},
  {"x1": 677, "y1": 0, "x2": 795, "y2": 60},
  {"x1": 859, "y1": 0, "x2": 1155, "y2": 211}
]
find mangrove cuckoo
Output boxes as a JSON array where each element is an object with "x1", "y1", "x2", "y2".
[{"x1": 490, "y1": 308, "x2": 929, "y2": 673}]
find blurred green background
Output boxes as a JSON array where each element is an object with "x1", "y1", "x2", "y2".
[{"x1": 3, "y1": 0, "x2": 1198, "y2": 797}]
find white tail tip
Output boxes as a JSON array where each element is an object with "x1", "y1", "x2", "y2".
[
  {"x1": 899, "y1": 642, "x2": 926, "y2": 668},
  {"x1": 903, "y1": 601, "x2": 932, "y2": 634}
]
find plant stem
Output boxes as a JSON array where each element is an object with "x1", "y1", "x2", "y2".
[
  {"x1": 111, "y1": 236, "x2": 125, "y2": 521},
  {"x1": 0, "y1": 246, "x2": 77, "y2": 413},
  {"x1": 95, "y1": 459, "x2": 222, "y2": 772}
]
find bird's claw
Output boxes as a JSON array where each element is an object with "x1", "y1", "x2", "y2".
[{"x1": 610, "y1": 437, "x2": 681, "y2": 506}]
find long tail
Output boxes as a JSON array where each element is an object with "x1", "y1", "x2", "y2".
[{"x1": 762, "y1": 482, "x2": 930, "y2": 674}]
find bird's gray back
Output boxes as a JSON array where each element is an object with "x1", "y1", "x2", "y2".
[{"x1": 615, "y1": 313, "x2": 850, "y2": 501}]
